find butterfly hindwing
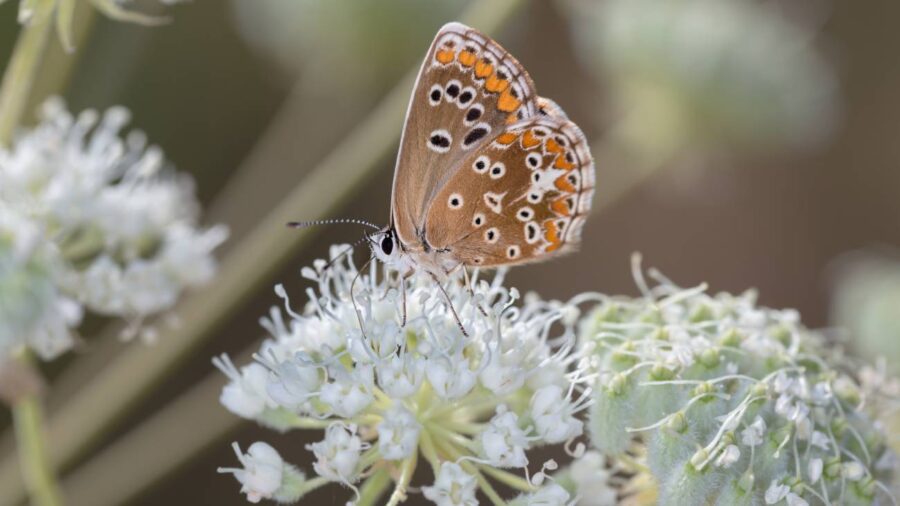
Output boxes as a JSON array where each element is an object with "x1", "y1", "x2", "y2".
[
  {"x1": 390, "y1": 22, "x2": 539, "y2": 248},
  {"x1": 424, "y1": 114, "x2": 595, "y2": 267}
]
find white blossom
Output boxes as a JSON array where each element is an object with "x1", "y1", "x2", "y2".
[
  {"x1": 218, "y1": 442, "x2": 284, "y2": 504},
  {"x1": 567, "y1": 451, "x2": 617, "y2": 506},
  {"x1": 213, "y1": 355, "x2": 274, "y2": 420},
  {"x1": 741, "y1": 416, "x2": 766, "y2": 446},
  {"x1": 714, "y1": 444, "x2": 740, "y2": 468},
  {"x1": 530, "y1": 385, "x2": 585, "y2": 444},
  {"x1": 524, "y1": 483, "x2": 571, "y2": 506},
  {"x1": 422, "y1": 462, "x2": 478, "y2": 506},
  {"x1": 307, "y1": 424, "x2": 364, "y2": 483},
  {"x1": 480, "y1": 407, "x2": 530, "y2": 468},
  {"x1": 376, "y1": 406, "x2": 421, "y2": 460},
  {"x1": 425, "y1": 353, "x2": 477, "y2": 399}
]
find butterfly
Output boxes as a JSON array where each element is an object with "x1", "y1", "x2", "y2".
[{"x1": 364, "y1": 21, "x2": 595, "y2": 281}]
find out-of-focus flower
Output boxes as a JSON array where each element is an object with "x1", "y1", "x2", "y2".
[
  {"x1": 580, "y1": 256, "x2": 897, "y2": 505},
  {"x1": 216, "y1": 245, "x2": 589, "y2": 504},
  {"x1": 554, "y1": 451, "x2": 618, "y2": 506},
  {"x1": 0, "y1": 208, "x2": 81, "y2": 359},
  {"x1": 562, "y1": 0, "x2": 837, "y2": 161},
  {"x1": 0, "y1": 99, "x2": 227, "y2": 360},
  {"x1": 831, "y1": 251, "x2": 900, "y2": 375},
  {"x1": 10, "y1": 0, "x2": 184, "y2": 51},
  {"x1": 228, "y1": 0, "x2": 467, "y2": 89}
]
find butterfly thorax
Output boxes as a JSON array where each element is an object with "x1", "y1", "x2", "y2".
[{"x1": 370, "y1": 226, "x2": 458, "y2": 278}]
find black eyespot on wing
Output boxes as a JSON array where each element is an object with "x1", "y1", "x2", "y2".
[
  {"x1": 430, "y1": 89, "x2": 441, "y2": 102},
  {"x1": 430, "y1": 134, "x2": 451, "y2": 148},
  {"x1": 466, "y1": 107, "x2": 482, "y2": 122},
  {"x1": 464, "y1": 127, "x2": 489, "y2": 146},
  {"x1": 446, "y1": 83, "x2": 460, "y2": 98},
  {"x1": 459, "y1": 91, "x2": 473, "y2": 104}
]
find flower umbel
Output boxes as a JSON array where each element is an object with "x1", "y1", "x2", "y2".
[
  {"x1": 0, "y1": 99, "x2": 226, "y2": 360},
  {"x1": 581, "y1": 255, "x2": 897, "y2": 505},
  {"x1": 216, "y1": 245, "x2": 589, "y2": 504}
]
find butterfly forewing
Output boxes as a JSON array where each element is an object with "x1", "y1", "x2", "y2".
[
  {"x1": 424, "y1": 115, "x2": 595, "y2": 267},
  {"x1": 390, "y1": 22, "x2": 539, "y2": 248}
]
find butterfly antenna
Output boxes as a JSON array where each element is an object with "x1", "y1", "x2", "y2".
[{"x1": 287, "y1": 218, "x2": 381, "y2": 231}]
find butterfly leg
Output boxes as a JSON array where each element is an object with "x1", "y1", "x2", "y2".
[
  {"x1": 350, "y1": 257, "x2": 374, "y2": 341},
  {"x1": 427, "y1": 271, "x2": 470, "y2": 338},
  {"x1": 462, "y1": 265, "x2": 489, "y2": 318},
  {"x1": 400, "y1": 272, "x2": 408, "y2": 328}
]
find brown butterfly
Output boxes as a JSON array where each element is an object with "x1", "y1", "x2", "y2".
[{"x1": 365, "y1": 22, "x2": 595, "y2": 281}]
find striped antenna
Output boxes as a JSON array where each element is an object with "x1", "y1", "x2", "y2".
[{"x1": 287, "y1": 218, "x2": 381, "y2": 231}]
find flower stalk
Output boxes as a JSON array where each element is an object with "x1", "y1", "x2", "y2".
[
  {"x1": 0, "y1": 0, "x2": 56, "y2": 145},
  {"x1": 10, "y1": 355, "x2": 60, "y2": 506}
]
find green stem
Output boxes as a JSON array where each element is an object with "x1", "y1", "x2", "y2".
[
  {"x1": 419, "y1": 430, "x2": 442, "y2": 475},
  {"x1": 13, "y1": 393, "x2": 61, "y2": 506},
  {"x1": 478, "y1": 464, "x2": 533, "y2": 493},
  {"x1": 0, "y1": 0, "x2": 57, "y2": 146},
  {"x1": 356, "y1": 469, "x2": 391, "y2": 506},
  {"x1": 385, "y1": 452, "x2": 417, "y2": 506}
]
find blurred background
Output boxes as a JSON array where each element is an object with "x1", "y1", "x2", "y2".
[{"x1": 0, "y1": 0, "x2": 898, "y2": 504}]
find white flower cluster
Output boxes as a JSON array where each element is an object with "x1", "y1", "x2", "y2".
[
  {"x1": 582, "y1": 258, "x2": 897, "y2": 505},
  {"x1": 217, "y1": 245, "x2": 590, "y2": 504},
  {"x1": 0, "y1": 99, "x2": 226, "y2": 360}
]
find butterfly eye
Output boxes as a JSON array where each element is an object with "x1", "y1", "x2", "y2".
[
  {"x1": 381, "y1": 235, "x2": 394, "y2": 256},
  {"x1": 448, "y1": 193, "x2": 463, "y2": 209},
  {"x1": 472, "y1": 155, "x2": 489, "y2": 173},
  {"x1": 489, "y1": 162, "x2": 506, "y2": 179},
  {"x1": 428, "y1": 84, "x2": 443, "y2": 106}
]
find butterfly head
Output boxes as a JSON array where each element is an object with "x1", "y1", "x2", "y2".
[{"x1": 369, "y1": 226, "x2": 401, "y2": 266}]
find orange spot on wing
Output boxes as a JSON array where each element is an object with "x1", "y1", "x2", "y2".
[
  {"x1": 436, "y1": 49, "x2": 455, "y2": 64},
  {"x1": 551, "y1": 197, "x2": 572, "y2": 216},
  {"x1": 546, "y1": 242, "x2": 561, "y2": 252},
  {"x1": 521, "y1": 130, "x2": 541, "y2": 149},
  {"x1": 544, "y1": 138, "x2": 563, "y2": 154},
  {"x1": 485, "y1": 74, "x2": 509, "y2": 93},
  {"x1": 554, "y1": 176, "x2": 576, "y2": 193},
  {"x1": 495, "y1": 132, "x2": 518, "y2": 145},
  {"x1": 497, "y1": 88, "x2": 521, "y2": 112},
  {"x1": 553, "y1": 153, "x2": 575, "y2": 171},
  {"x1": 506, "y1": 114, "x2": 519, "y2": 124},
  {"x1": 458, "y1": 50, "x2": 477, "y2": 67},
  {"x1": 475, "y1": 59, "x2": 493, "y2": 78},
  {"x1": 544, "y1": 221, "x2": 560, "y2": 243}
]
